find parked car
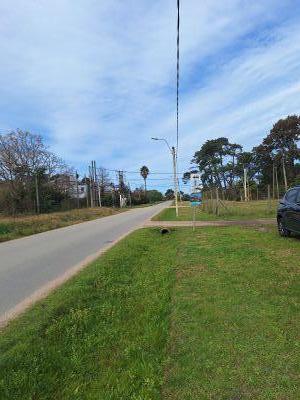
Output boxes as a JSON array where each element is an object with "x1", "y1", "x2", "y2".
[{"x1": 277, "y1": 185, "x2": 300, "y2": 237}]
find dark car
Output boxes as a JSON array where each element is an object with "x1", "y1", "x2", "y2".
[{"x1": 277, "y1": 185, "x2": 300, "y2": 237}]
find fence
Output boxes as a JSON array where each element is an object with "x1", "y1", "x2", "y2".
[{"x1": 200, "y1": 186, "x2": 283, "y2": 218}]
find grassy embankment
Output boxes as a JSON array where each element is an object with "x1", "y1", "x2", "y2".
[
  {"x1": 0, "y1": 207, "x2": 126, "y2": 242},
  {"x1": 153, "y1": 199, "x2": 278, "y2": 221},
  {"x1": 1, "y1": 225, "x2": 299, "y2": 399}
]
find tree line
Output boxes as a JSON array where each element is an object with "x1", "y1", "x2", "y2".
[
  {"x1": 0, "y1": 130, "x2": 163, "y2": 215},
  {"x1": 183, "y1": 115, "x2": 300, "y2": 199}
]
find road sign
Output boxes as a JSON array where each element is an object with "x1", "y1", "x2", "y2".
[
  {"x1": 190, "y1": 192, "x2": 202, "y2": 206},
  {"x1": 190, "y1": 191, "x2": 202, "y2": 231},
  {"x1": 190, "y1": 173, "x2": 202, "y2": 193}
]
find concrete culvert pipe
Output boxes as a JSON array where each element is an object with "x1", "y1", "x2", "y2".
[{"x1": 160, "y1": 228, "x2": 170, "y2": 235}]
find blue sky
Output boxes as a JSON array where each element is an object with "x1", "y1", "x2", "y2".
[{"x1": 1, "y1": 1, "x2": 300, "y2": 191}]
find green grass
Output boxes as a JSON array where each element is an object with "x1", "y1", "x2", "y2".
[
  {"x1": 153, "y1": 200, "x2": 277, "y2": 221},
  {"x1": 0, "y1": 207, "x2": 126, "y2": 243},
  {"x1": 1, "y1": 226, "x2": 300, "y2": 399},
  {"x1": 163, "y1": 227, "x2": 300, "y2": 399}
]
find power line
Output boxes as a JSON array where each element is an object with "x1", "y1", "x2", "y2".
[
  {"x1": 104, "y1": 168, "x2": 185, "y2": 175},
  {"x1": 125, "y1": 178, "x2": 174, "y2": 181}
]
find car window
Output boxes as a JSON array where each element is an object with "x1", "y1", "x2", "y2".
[{"x1": 285, "y1": 189, "x2": 298, "y2": 204}]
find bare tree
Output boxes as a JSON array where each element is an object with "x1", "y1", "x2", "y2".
[{"x1": 0, "y1": 129, "x2": 68, "y2": 213}]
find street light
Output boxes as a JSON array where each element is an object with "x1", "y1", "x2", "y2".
[{"x1": 151, "y1": 137, "x2": 179, "y2": 217}]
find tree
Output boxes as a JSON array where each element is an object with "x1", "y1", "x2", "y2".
[
  {"x1": 262, "y1": 115, "x2": 300, "y2": 190},
  {"x1": 97, "y1": 167, "x2": 111, "y2": 197},
  {"x1": 147, "y1": 190, "x2": 163, "y2": 203},
  {"x1": 165, "y1": 188, "x2": 175, "y2": 200},
  {"x1": 192, "y1": 137, "x2": 243, "y2": 190},
  {"x1": 182, "y1": 170, "x2": 199, "y2": 184},
  {"x1": 0, "y1": 129, "x2": 68, "y2": 213},
  {"x1": 140, "y1": 166, "x2": 149, "y2": 194}
]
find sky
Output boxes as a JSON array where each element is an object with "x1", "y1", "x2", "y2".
[{"x1": 1, "y1": 0, "x2": 300, "y2": 191}]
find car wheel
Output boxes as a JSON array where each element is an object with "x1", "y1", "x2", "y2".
[{"x1": 278, "y1": 219, "x2": 291, "y2": 237}]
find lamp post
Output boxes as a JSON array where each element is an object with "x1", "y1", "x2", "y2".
[{"x1": 151, "y1": 137, "x2": 179, "y2": 217}]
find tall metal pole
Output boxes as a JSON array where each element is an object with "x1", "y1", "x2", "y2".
[
  {"x1": 92, "y1": 161, "x2": 98, "y2": 207},
  {"x1": 172, "y1": 146, "x2": 179, "y2": 217},
  {"x1": 89, "y1": 165, "x2": 94, "y2": 208},
  {"x1": 151, "y1": 137, "x2": 179, "y2": 217}
]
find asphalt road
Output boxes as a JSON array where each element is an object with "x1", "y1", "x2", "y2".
[{"x1": 0, "y1": 202, "x2": 170, "y2": 321}]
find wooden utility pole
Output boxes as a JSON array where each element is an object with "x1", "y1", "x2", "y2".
[
  {"x1": 89, "y1": 165, "x2": 94, "y2": 208},
  {"x1": 128, "y1": 186, "x2": 132, "y2": 207},
  {"x1": 97, "y1": 168, "x2": 103, "y2": 207},
  {"x1": 85, "y1": 175, "x2": 89, "y2": 208},
  {"x1": 92, "y1": 161, "x2": 98, "y2": 206}
]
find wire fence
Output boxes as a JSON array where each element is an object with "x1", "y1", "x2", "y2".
[{"x1": 201, "y1": 186, "x2": 282, "y2": 218}]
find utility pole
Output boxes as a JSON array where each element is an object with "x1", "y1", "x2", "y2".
[
  {"x1": 128, "y1": 183, "x2": 132, "y2": 207},
  {"x1": 84, "y1": 175, "x2": 89, "y2": 208},
  {"x1": 172, "y1": 146, "x2": 179, "y2": 217},
  {"x1": 89, "y1": 165, "x2": 94, "y2": 208},
  {"x1": 151, "y1": 137, "x2": 178, "y2": 217},
  {"x1": 98, "y1": 180, "x2": 102, "y2": 207},
  {"x1": 92, "y1": 161, "x2": 98, "y2": 207},
  {"x1": 117, "y1": 170, "x2": 126, "y2": 208},
  {"x1": 97, "y1": 168, "x2": 104, "y2": 207}
]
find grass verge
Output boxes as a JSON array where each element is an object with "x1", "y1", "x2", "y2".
[
  {"x1": 1, "y1": 226, "x2": 299, "y2": 399},
  {"x1": 0, "y1": 228, "x2": 177, "y2": 399},
  {"x1": 153, "y1": 200, "x2": 277, "y2": 221},
  {"x1": 0, "y1": 207, "x2": 126, "y2": 243}
]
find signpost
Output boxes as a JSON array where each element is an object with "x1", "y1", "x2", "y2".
[{"x1": 190, "y1": 173, "x2": 202, "y2": 231}]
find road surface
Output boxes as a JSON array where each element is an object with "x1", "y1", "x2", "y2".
[{"x1": 0, "y1": 202, "x2": 170, "y2": 323}]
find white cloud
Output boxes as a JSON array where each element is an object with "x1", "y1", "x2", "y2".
[{"x1": 0, "y1": 0, "x2": 300, "y2": 190}]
